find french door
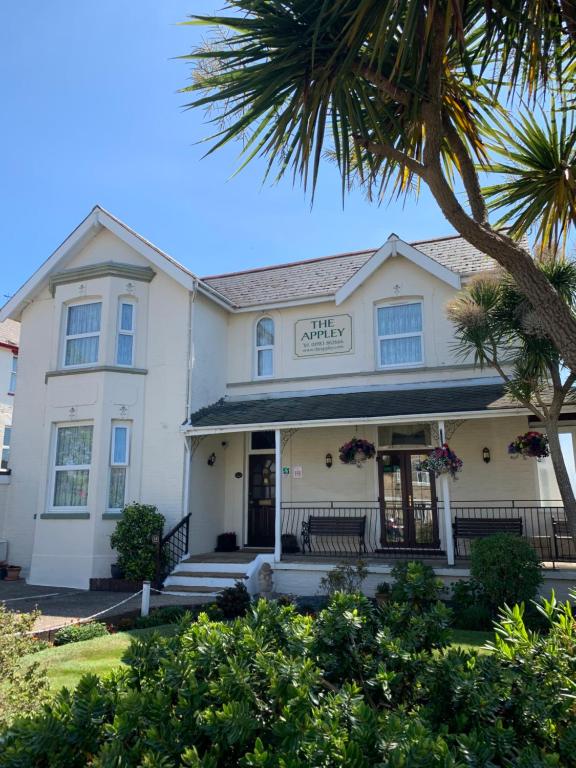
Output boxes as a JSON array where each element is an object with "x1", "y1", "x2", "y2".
[
  {"x1": 377, "y1": 450, "x2": 440, "y2": 549},
  {"x1": 247, "y1": 454, "x2": 276, "y2": 547}
]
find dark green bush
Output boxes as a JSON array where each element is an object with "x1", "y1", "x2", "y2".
[
  {"x1": 470, "y1": 533, "x2": 543, "y2": 614},
  {"x1": 318, "y1": 560, "x2": 368, "y2": 595},
  {"x1": 109, "y1": 503, "x2": 165, "y2": 581},
  {"x1": 133, "y1": 605, "x2": 191, "y2": 629},
  {"x1": 215, "y1": 581, "x2": 251, "y2": 619},
  {"x1": 389, "y1": 560, "x2": 445, "y2": 608},
  {"x1": 450, "y1": 579, "x2": 493, "y2": 630},
  {"x1": 2, "y1": 593, "x2": 576, "y2": 766},
  {"x1": 53, "y1": 621, "x2": 109, "y2": 646}
]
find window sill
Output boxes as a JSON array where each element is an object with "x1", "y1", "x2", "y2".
[
  {"x1": 41, "y1": 512, "x2": 90, "y2": 520},
  {"x1": 45, "y1": 365, "x2": 147, "y2": 382},
  {"x1": 102, "y1": 511, "x2": 123, "y2": 520}
]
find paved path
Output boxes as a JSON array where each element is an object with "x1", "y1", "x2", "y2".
[{"x1": 0, "y1": 580, "x2": 211, "y2": 633}]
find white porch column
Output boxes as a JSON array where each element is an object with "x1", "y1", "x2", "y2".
[
  {"x1": 274, "y1": 429, "x2": 282, "y2": 562},
  {"x1": 438, "y1": 420, "x2": 455, "y2": 566}
]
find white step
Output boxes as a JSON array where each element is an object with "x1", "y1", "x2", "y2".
[
  {"x1": 164, "y1": 575, "x2": 242, "y2": 589},
  {"x1": 173, "y1": 561, "x2": 250, "y2": 575}
]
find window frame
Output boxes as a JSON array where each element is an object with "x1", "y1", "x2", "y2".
[
  {"x1": 254, "y1": 316, "x2": 275, "y2": 379},
  {"x1": 8, "y1": 355, "x2": 17, "y2": 395},
  {"x1": 108, "y1": 423, "x2": 131, "y2": 511},
  {"x1": 375, "y1": 300, "x2": 424, "y2": 370},
  {"x1": 62, "y1": 301, "x2": 102, "y2": 369},
  {"x1": 1, "y1": 425, "x2": 11, "y2": 470},
  {"x1": 116, "y1": 299, "x2": 136, "y2": 368},
  {"x1": 49, "y1": 422, "x2": 94, "y2": 512}
]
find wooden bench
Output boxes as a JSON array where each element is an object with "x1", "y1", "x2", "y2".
[
  {"x1": 552, "y1": 519, "x2": 575, "y2": 560},
  {"x1": 453, "y1": 517, "x2": 523, "y2": 557},
  {"x1": 301, "y1": 516, "x2": 367, "y2": 554}
]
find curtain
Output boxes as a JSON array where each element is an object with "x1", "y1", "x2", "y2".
[
  {"x1": 112, "y1": 427, "x2": 128, "y2": 464},
  {"x1": 380, "y1": 337, "x2": 422, "y2": 366},
  {"x1": 65, "y1": 336, "x2": 99, "y2": 366},
  {"x1": 378, "y1": 303, "x2": 422, "y2": 336},
  {"x1": 256, "y1": 318, "x2": 274, "y2": 346},
  {"x1": 108, "y1": 467, "x2": 126, "y2": 510},
  {"x1": 258, "y1": 348, "x2": 273, "y2": 376},
  {"x1": 56, "y1": 426, "x2": 93, "y2": 466},
  {"x1": 120, "y1": 303, "x2": 133, "y2": 331},
  {"x1": 117, "y1": 334, "x2": 133, "y2": 365},
  {"x1": 67, "y1": 303, "x2": 101, "y2": 335},
  {"x1": 53, "y1": 470, "x2": 90, "y2": 507}
]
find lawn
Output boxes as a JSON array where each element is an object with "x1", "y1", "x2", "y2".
[{"x1": 29, "y1": 625, "x2": 494, "y2": 694}]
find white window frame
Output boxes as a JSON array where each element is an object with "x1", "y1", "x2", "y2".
[
  {"x1": 8, "y1": 355, "x2": 17, "y2": 394},
  {"x1": 108, "y1": 423, "x2": 130, "y2": 511},
  {"x1": 116, "y1": 300, "x2": 136, "y2": 367},
  {"x1": 62, "y1": 301, "x2": 102, "y2": 369},
  {"x1": 1, "y1": 425, "x2": 11, "y2": 470},
  {"x1": 375, "y1": 300, "x2": 424, "y2": 370},
  {"x1": 255, "y1": 316, "x2": 275, "y2": 379},
  {"x1": 49, "y1": 422, "x2": 93, "y2": 512}
]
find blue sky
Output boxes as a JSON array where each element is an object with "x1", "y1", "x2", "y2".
[{"x1": 0, "y1": 0, "x2": 451, "y2": 299}]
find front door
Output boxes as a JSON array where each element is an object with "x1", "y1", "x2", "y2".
[
  {"x1": 247, "y1": 454, "x2": 275, "y2": 546},
  {"x1": 377, "y1": 451, "x2": 440, "y2": 548}
]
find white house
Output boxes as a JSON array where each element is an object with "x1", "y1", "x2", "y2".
[{"x1": 0, "y1": 207, "x2": 574, "y2": 593}]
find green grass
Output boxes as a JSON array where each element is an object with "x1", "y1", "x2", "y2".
[
  {"x1": 28, "y1": 625, "x2": 176, "y2": 692},
  {"x1": 29, "y1": 625, "x2": 494, "y2": 694}
]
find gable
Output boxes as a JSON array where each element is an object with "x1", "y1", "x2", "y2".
[{"x1": 335, "y1": 235, "x2": 460, "y2": 306}]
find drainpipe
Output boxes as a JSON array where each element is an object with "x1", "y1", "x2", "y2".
[
  {"x1": 438, "y1": 420, "x2": 455, "y2": 565},
  {"x1": 274, "y1": 429, "x2": 282, "y2": 562},
  {"x1": 181, "y1": 282, "x2": 197, "y2": 523}
]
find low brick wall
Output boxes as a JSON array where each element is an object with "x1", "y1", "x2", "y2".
[{"x1": 89, "y1": 577, "x2": 144, "y2": 592}]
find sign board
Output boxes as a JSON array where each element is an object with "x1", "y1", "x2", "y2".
[
  {"x1": 282, "y1": 467, "x2": 290, "y2": 475},
  {"x1": 293, "y1": 465, "x2": 303, "y2": 479},
  {"x1": 295, "y1": 314, "x2": 353, "y2": 357}
]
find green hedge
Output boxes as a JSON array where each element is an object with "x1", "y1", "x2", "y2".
[{"x1": 53, "y1": 622, "x2": 109, "y2": 646}]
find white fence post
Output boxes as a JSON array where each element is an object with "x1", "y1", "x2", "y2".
[
  {"x1": 141, "y1": 580, "x2": 151, "y2": 617},
  {"x1": 274, "y1": 429, "x2": 282, "y2": 562},
  {"x1": 438, "y1": 420, "x2": 455, "y2": 566}
]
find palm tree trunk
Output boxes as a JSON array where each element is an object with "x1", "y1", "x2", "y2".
[{"x1": 545, "y1": 421, "x2": 576, "y2": 539}]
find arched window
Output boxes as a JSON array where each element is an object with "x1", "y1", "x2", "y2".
[{"x1": 256, "y1": 317, "x2": 274, "y2": 378}]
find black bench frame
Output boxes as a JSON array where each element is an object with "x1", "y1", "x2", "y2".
[
  {"x1": 452, "y1": 516, "x2": 523, "y2": 558},
  {"x1": 552, "y1": 519, "x2": 575, "y2": 561},
  {"x1": 301, "y1": 515, "x2": 367, "y2": 554}
]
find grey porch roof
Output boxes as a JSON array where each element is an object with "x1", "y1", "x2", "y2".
[
  {"x1": 202, "y1": 234, "x2": 494, "y2": 308},
  {"x1": 187, "y1": 383, "x2": 516, "y2": 430}
]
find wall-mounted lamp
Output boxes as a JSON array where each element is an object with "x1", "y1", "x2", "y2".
[
  {"x1": 482, "y1": 447, "x2": 491, "y2": 464},
  {"x1": 325, "y1": 453, "x2": 333, "y2": 469},
  {"x1": 207, "y1": 452, "x2": 216, "y2": 466}
]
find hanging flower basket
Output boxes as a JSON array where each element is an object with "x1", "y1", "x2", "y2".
[
  {"x1": 508, "y1": 431, "x2": 549, "y2": 460},
  {"x1": 417, "y1": 443, "x2": 463, "y2": 480},
  {"x1": 339, "y1": 437, "x2": 376, "y2": 467}
]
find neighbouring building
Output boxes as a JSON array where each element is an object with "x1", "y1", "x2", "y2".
[
  {"x1": 0, "y1": 318, "x2": 19, "y2": 550},
  {"x1": 0, "y1": 206, "x2": 574, "y2": 593}
]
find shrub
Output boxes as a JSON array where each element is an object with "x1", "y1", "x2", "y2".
[
  {"x1": 450, "y1": 579, "x2": 493, "y2": 630},
  {"x1": 0, "y1": 604, "x2": 47, "y2": 728},
  {"x1": 389, "y1": 560, "x2": 445, "y2": 609},
  {"x1": 318, "y1": 560, "x2": 368, "y2": 595},
  {"x1": 109, "y1": 503, "x2": 165, "y2": 581},
  {"x1": 134, "y1": 606, "x2": 191, "y2": 629},
  {"x1": 53, "y1": 621, "x2": 109, "y2": 646},
  {"x1": 3, "y1": 593, "x2": 576, "y2": 766},
  {"x1": 215, "y1": 581, "x2": 251, "y2": 619},
  {"x1": 470, "y1": 533, "x2": 543, "y2": 614}
]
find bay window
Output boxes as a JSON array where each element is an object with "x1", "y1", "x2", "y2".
[
  {"x1": 52, "y1": 424, "x2": 93, "y2": 508},
  {"x1": 108, "y1": 423, "x2": 130, "y2": 511},
  {"x1": 376, "y1": 301, "x2": 423, "y2": 368},
  {"x1": 8, "y1": 355, "x2": 16, "y2": 394},
  {"x1": 1, "y1": 426, "x2": 11, "y2": 470},
  {"x1": 64, "y1": 302, "x2": 102, "y2": 367}
]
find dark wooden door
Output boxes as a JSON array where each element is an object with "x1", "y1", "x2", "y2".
[
  {"x1": 247, "y1": 454, "x2": 275, "y2": 546},
  {"x1": 377, "y1": 451, "x2": 440, "y2": 548}
]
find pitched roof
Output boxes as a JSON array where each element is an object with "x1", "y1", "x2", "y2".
[
  {"x1": 203, "y1": 234, "x2": 494, "y2": 308},
  {"x1": 186, "y1": 383, "x2": 516, "y2": 431},
  {"x1": 0, "y1": 318, "x2": 19, "y2": 349}
]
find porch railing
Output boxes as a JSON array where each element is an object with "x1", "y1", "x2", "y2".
[{"x1": 280, "y1": 501, "x2": 571, "y2": 565}]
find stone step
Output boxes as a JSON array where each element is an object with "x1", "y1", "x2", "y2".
[
  {"x1": 163, "y1": 585, "x2": 223, "y2": 595},
  {"x1": 172, "y1": 570, "x2": 247, "y2": 580}
]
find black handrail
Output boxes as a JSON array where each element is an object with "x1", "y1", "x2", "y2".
[{"x1": 155, "y1": 513, "x2": 191, "y2": 585}]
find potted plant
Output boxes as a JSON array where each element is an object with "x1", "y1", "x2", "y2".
[
  {"x1": 5, "y1": 565, "x2": 22, "y2": 581},
  {"x1": 215, "y1": 532, "x2": 239, "y2": 552},
  {"x1": 281, "y1": 533, "x2": 300, "y2": 554},
  {"x1": 417, "y1": 443, "x2": 463, "y2": 479},
  {"x1": 110, "y1": 503, "x2": 165, "y2": 582},
  {"x1": 374, "y1": 581, "x2": 391, "y2": 606},
  {"x1": 338, "y1": 437, "x2": 376, "y2": 467},
  {"x1": 508, "y1": 431, "x2": 549, "y2": 460},
  {"x1": 110, "y1": 563, "x2": 125, "y2": 580}
]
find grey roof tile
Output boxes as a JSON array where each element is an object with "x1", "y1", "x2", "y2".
[
  {"x1": 0, "y1": 318, "x2": 19, "y2": 348},
  {"x1": 188, "y1": 383, "x2": 516, "y2": 428},
  {"x1": 202, "y1": 235, "x2": 494, "y2": 308}
]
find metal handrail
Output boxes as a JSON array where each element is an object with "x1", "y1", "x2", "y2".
[{"x1": 155, "y1": 513, "x2": 191, "y2": 585}]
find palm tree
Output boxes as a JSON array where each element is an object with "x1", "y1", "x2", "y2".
[
  {"x1": 181, "y1": 1, "x2": 576, "y2": 371},
  {"x1": 447, "y1": 259, "x2": 576, "y2": 534}
]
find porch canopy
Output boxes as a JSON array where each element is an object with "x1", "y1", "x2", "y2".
[{"x1": 184, "y1": 382, "x2": 518, "y2": 433}]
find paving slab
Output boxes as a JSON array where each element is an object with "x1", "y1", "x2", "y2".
[{"x1": 0, "y1": 580, "x2": 212, "y2": 633}]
